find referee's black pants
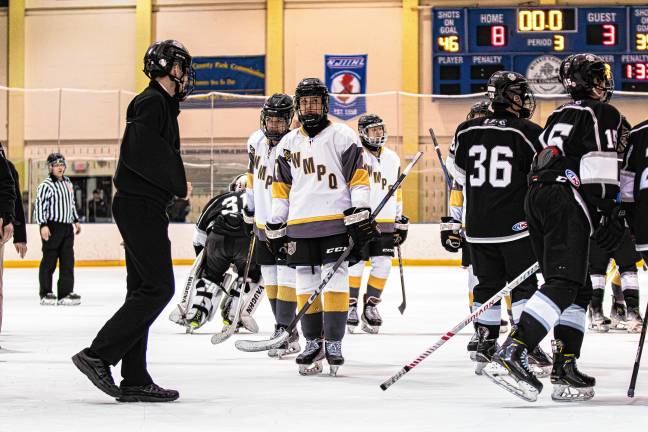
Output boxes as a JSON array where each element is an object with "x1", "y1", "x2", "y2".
[
  {"x1": 39, "y1": 222, "x2": 75, "y2": 299},
  {"x1": 90, "y1": 194, "x2": 175, "y2": 386}
]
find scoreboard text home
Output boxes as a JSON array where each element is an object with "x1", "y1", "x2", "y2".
[{"x1": 432, "y1": 6, "x2": 648, "y2": 95}]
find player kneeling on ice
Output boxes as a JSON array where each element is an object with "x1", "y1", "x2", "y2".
[
  {"x1": 483, "y1": 54, "x2": 622, "y2": 402},
  {"x1": 244, "y1": 93, "x2": 300, "y2": 358},
  {"x1": 266, "y1": 78, "x2": 377, "y2": 376},
  {"x1": 170, "y1": 175, "x2": 263, "y2": 334},
  {"x1": 347, "y1": 114, "x2": 408, "y2": 334},
  {"x1": 446, "y1": 71, "x2": 550, "y2": 378}
]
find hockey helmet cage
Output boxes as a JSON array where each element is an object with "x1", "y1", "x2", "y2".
[
  {"x1": 261, "y1": 93, "x2": 294, "y2": 142},
  {"x1": 358, "y1": 114, "x2": 388, "y2": 150},
  {"x1": 467, "y1": 100, "x2": 492, "y2": 120},
  {"x1": 487, "y1": 71, "x2": 536, "y2": 119},
  {"x1": 143, "y1": 40, "x2": 195, "y2": 100},
  {"x1": 294, "y1": 78, "x2": 329, "y2": 127},
  {"x1": 559, "y1": 53, "x2": 614, "y2": 102}
]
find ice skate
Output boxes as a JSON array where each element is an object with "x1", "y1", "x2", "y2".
[
  {"x1": 474, "y1": 327, "x2": 498, "y2": 376},
  {"x1": 550, "y1": 340, "x2": 595, "y2": 402},
  {"x1": 325, "y1": 340, "x2": 344, "y2": 376},
  {"x1": 467, "y1": 330, "x2": 478, "y2": 361},
  {"x1": 528, "y1": 345, "x2": 553, "y2": 378},
  {"x1": 296, "y1": 338, "x2": 325, "y2": 375},
  {"x1": 347, "y1": 301, "x2": 359, "y2": 333},
  {"x1": 268, "y1": 326, "x2": 301, "y2": 359},
  {"x1": 626, "y1": 306, "x2": 644, "y2": 333},
  {"x1": 57, "y1": 293, "x2": 81, "y2": 306},
  {"x1": 40, "y1": 293, "x2": 57, "y2": 306},
  {"x1": 361, "y1": 295, "x2": 382, "y2": 334},
  {"x1": 482, "y1": 337, "x2": 543, "y2": 402},
  {"x1": 588, "y1": 304, "x2": 610, "y2": 333},
  {"x1": 610, "y1": 302, "x2": 628, "y2": 331}
]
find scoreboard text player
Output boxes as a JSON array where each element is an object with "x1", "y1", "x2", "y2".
[{"x1": 433, "y1": 6, "x2": 648, "y2": 95}]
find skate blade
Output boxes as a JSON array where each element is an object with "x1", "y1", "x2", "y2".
[
  {"x1": 551, "y1": 385, "x2": 594, "y2": 402},
  {"x1": 482, "y1": 363, "x2": 539, "y2": 402},
  {"x1": 298, "y1": 361, "x2": 323, "y2": 376},
  {"x1": 531, "y1": 365, "x2": 552, "y2": 379},
  {"x1": 468, "y1": 351, "x2": 477, "y2": 362},
  {"x1": 474, "y1": 361, "x2": 488, "y2": 376},
  {"x1": 347, "y1": 324, "x2": 358, "y2": 334},
  {"x1": 588, "y1": 324, "x2": 610, "y2": 333},
  {"x1": 329, "y1": 365, "x2": 341, "y2": 377},
  {"x1": 361, "y1": 323, "x2": 379, "y2": 334},
  {"x1": 270, "y1": 345, "x2": 300, "y2": 359}
]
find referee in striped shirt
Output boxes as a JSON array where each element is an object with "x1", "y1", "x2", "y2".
[{"x1": 33, "y1": 153, "x2": 81, "y2": 306}]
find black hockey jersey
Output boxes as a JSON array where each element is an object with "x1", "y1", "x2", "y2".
[
  {"x1": 538, "y1": 99, "x2": 622, "y2": 229},
  {"x1": 447, "y1": 112, "x2": 542, "y2": 243},
  {"x1": 194, "y1": 190, "x2": 248, "y2": 248},
  {"x1": 622, "y1": 119, "x2": 648, "y2": 253}
]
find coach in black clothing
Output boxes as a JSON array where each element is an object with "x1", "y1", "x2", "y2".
[{"x1": 73, "y1": 40, "x2": 194, "y2": 403}]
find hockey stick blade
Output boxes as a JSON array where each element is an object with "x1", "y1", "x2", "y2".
[
  {"x1": 236, "y1": 152, "x2": 424, "y2": 353},
  {"x1": 380, "y1": 262, "x2": 539, "y2": 391}
]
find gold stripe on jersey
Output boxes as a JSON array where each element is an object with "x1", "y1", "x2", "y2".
[
  {"x1": 349, "y1": 168, "x2": 370, "y2": 188},
  {"x1": 272, "y1": 181, "x2": 291, "y2": 199},
  {"x1": 376, "y1": 218, "x2": 395, "y2": 223},
  {"x1": 298, "y1": 293, "x2": 323, "y2": 314},
  {"x1": 247, "y1": 172, "x2": 254, "y2": 187},
  {"x1": 450, "y1": 189, "x2": 463, "y2": 207},
  {"x1": 323, "y1": 291, "x2": 350, "y2": 312},
  {"x1": 287, "y1": 214, "x2": 343, "y2": 226}
]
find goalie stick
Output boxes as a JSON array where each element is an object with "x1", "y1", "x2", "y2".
[
  {"x1": 211, "y1": 235, "x2": 257, "y2": 344},
  {"x1": 380, "y1": 261, "x2": 539, "y2": 391},
  {"x1": 235, "y1": 151, "x2": 424, "y2": 353},
  {"x1": 169, "y1": 249, "x2": 205, "y2": 331}
]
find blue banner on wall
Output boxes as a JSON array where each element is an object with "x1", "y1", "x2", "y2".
[
  {"x1": 324, "y1": 55, "x2": 367, "y2": 121},
  {"x1": 182, "y1": 55, "x2": 265, "y2": 109}
]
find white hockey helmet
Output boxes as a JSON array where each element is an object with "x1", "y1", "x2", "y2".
[{"x1": 229, "y1": 173, "x2": 247, "y2": 192}]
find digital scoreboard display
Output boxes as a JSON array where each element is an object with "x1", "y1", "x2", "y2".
[{"x1": 433, "y1": 6, "x2": 648, "y2": 95}]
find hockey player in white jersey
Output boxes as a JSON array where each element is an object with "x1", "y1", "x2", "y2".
[
  {"x1": 347, "y1": 114, "x2": 408, "y2": 334},
  {"x1": 244, "y1": 93, "x2": 300, "y2": 358},
  {"x1": 267, "y1": 78, "x2": 376, "y2": 375}
]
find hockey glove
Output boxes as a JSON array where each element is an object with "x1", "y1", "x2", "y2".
[
  {"x1": 394, "y1": 215, "x2": 409, "y2": 246},
  {"x1": 265, "y1": 222, "x2": 288, "y2": 261},
  {"x1": 594, "y1": 206, "x2": 626, "y2": 253},
  {"x1": 344, "y1": 207, "x2": 378, "y2": 249},
  {"x1": 242, "y1": 208, "x2": 255, "y2": 236},
  {"x1": 440, "y1": 216, "x2": 463, "y2": 253}
]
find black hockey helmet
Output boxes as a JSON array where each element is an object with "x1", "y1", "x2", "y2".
[
  {"x1": 294, "y1": 78, "x2": 329, "y2": 127},
  {"x1": 143, "y1": 40, "x2": 195, "y2": 101},
  {"x1": 46, "y1": 152, "x2": 66, "y2": 170},
  {"x1": 467, "y1": 100, "x2": 491, "y2": 120},
  {"x1": 229, "y1": 174, "x2": 247, "y2": 192},
  {"x1": 487, "y1": 71, "x2": 536, "y2": 119},
  {"x1": 559, "y1": 53, "x2": 613, "y2": 102},
  {"x1": 261, "y1": 93, "x2": 294, "y2": 142},
  {"x1": 358, "y1": 113, "x2": 388, "y2": 150}
]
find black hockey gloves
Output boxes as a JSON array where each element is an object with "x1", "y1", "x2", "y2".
[
  {"x1": 344, "y1": 207, "x2": 378, "y2": 249},
  {"x1": 265, "y1": 222, "x2": 288, "y2": 260},
  {"x1": 394, "y1": 215, "x2": 409, "y2": 246},
  {"x1": 440, "y1": 216, "x2": 463, "y2": 253}
]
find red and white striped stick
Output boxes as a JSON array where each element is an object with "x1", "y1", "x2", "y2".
[{"x1": 380, "y1": 261, "x2": 539, "y2": 391}]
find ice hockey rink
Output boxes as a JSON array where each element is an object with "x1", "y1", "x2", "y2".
[{"x1": 0, "y1": 265, "x2": 645, "y2": 432}]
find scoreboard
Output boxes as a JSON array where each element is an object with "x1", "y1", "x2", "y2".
[{"x1": 433, "y1": 6, "x2": 648, "y2": 95}]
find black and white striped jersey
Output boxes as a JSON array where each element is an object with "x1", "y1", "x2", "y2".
[
  {"x1": 447, "y1": 112, "x2": 542, "y2": 243},
  {"x1": 538, "y1": 99, "x2": 622, "y2": 228},
  {"x1": 33, "y1": 175, "x2": 79, "y2": 225},
  {"x1": 621, "y1": 119, "x2": 648, "y2": 252}
]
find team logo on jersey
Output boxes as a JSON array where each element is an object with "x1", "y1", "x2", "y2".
[
  {"x1": 512, "y1": 221, "x2": 528, "y2": 232},
  {"x1": 286, "y1": 241, "x2": 296, "y2": 256},
  {"x1": 526, "y1": 55, "x2": 563, "y2": 95},
  {"x1": 565, "y1": 169, "x2": 581, "y2": 187},
  {"x1": 283, "y1": 149, "x2": 292, "y2": 161}
]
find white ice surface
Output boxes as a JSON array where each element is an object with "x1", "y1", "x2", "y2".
[{"x1": 0, "y1": 266, "x2": 646, "y2": 432}]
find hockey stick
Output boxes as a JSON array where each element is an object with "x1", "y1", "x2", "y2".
[
  {"x1": 429, "y1": 128, "x2": 452, "y2": 192},
  {"x1": 380, "y1": 261, "x2": 539, "y2": 391},
  {"x1": 628, "y1": 299, "x2": 648, "y2": 397},
  {"x1": 235, "y1": 151, "x2": 424, "y2": 352},
  {"x1": 211, "y1": 235, "x2": 256, "y2": 344},
  {"x1": 396, "y1": 245, "x2": 406, "y2": 314}
]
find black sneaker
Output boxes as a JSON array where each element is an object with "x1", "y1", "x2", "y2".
[
  {"x1": 117, "y1": 383, "x2": 179, "y2": 403},
  {"x1": 72, "y1": 348, "x2": 120, "y2": 397}
]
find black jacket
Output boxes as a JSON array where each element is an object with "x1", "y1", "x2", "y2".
[
  {"x1": 7, "y1": 160, "x2": 25, "y2": 243},
  {"x1": 114, "y1": 80, "x2": 187, "y2": 206},
  {"x1": 0, "y1": 146, "x2": 16, "y2": 222}
]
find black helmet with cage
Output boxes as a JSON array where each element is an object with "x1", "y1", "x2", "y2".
[
  {"x1": 487, "y1": 71, "x2": 536, "y2": 119},
  {"x1": 358, "y1": 114, "x2": 388, "y2": 151},
  {"x1": 467, "y1": 100, "x2": 492, "y2": 120},
  {"x1": 559, "y1": 53, "x2": 614, "y2": 102},
  {"x1": 294, "y1": 78, "x2": 329, "y2": 128},
  {"x1": 143, "y1": 40, "x2": 195, "y2": 101},
  {"x1": 261, "y1": 93, "x2": 294, "y2": 142}
]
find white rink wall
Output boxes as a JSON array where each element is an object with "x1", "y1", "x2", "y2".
[{"x1": 2, "y1": 224, "x2": 458, "y2": 264}]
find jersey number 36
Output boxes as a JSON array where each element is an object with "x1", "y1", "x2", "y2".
[{"x1": 469, "y1": 145, "x2": 513, "y2": 188}]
